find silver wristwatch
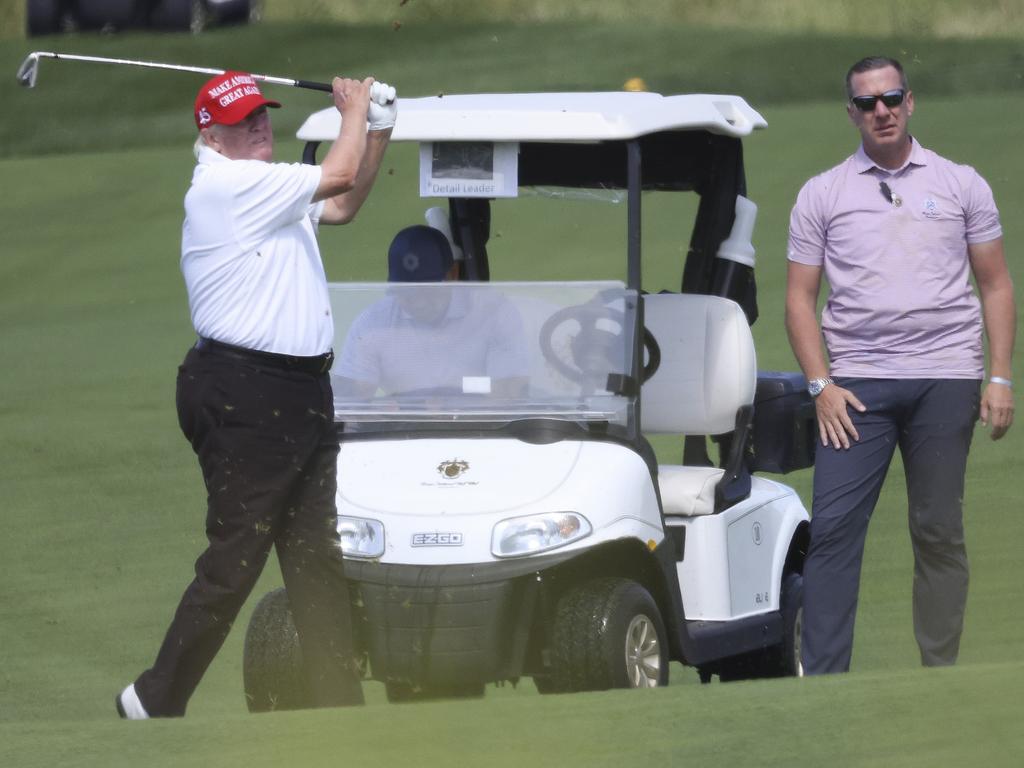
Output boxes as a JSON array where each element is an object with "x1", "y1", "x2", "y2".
[{"x1": 807, "y1": 376, "x2": 834, "y2": 397}]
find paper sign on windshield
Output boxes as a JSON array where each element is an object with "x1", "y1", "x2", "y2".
[{"x1": 420, "y1": 142, "x2": 519, "y2": 198}]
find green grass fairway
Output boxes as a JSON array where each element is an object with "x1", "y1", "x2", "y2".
[
  {"x1": 3, "y1": 664, "x2": 1023, "y2": 767},
  {"x1": 2, "y1": 17, "x2": 1023, "y2": 768}
]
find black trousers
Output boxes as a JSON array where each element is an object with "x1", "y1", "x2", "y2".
[{"x1": 134, "y1": 345, "x2": 363, "y2": 716}]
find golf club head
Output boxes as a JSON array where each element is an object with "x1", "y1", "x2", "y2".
[{"x1": 16, "y1": 53, "x2": 40, "y2": 88}]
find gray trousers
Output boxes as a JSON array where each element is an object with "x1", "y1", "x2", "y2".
[{"x1": 801, "y1": 378, "x2": 980, "y2": 674}]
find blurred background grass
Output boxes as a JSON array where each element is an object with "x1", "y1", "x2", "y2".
[
  {"x1": 2, "y1": 17, "x2": 1023, "y2": 159},
  {"x1": 259, "y1": 0, "x2": 1024, "y2": 37},
  {"x1": 5, "y1": 0, "x2": 1024, "y2": 38}
]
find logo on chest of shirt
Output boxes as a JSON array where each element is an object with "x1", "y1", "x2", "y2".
[{"x1": 922, "y1": 197, "x2": 941, "y2": 219}]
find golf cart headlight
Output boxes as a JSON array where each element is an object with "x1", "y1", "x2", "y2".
[
  {"x1": 491, "y1": 512, "x2": 591, "y2": 558},
  {"x1": 336, "y1": 516, "x2": 385, "y2": 559}
]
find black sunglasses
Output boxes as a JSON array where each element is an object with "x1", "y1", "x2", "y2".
[{"x1": 850, "y1": 89, "x2": 905, "y2": 112}]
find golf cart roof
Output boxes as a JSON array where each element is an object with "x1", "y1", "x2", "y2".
[
  {"x1": 295, "y1": 89, "x2": 764, "y2": 314},
  {"x1": 296, "y1": 92, "x2": 767, "y2": 143}
]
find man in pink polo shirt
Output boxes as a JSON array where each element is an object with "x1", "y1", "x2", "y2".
[{"x1": 786, "y1": 56, "x2": 1016, "y2": 674}]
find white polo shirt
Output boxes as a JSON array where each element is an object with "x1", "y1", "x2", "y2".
[{"x1": 181, "y1": 145, "x2": 333, "y2": 357}]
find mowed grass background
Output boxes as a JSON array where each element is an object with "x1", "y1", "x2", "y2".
[{"x1": 2, "y1": 4, "x2": 1024, "y2": 766}]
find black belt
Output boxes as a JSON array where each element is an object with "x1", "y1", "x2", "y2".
[{"x1": 196, "y1": 337, "x2": 334, "y2": 376}]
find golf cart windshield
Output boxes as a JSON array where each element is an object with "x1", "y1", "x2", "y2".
[{"x1": 329, "y1": 281, "x2": 637, "y2": 426}]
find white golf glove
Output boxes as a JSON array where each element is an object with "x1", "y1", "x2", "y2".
[{"x1": 368, "y1": 81, "x2": 397, "y2": 131}]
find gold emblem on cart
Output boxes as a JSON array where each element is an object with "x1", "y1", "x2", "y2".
[{"x1": 437, "y1": 459, "x2": 470, "y2": 479}]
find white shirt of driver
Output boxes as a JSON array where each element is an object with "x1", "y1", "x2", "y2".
[{"x1": 181, "y1": 145, "x2": 331, "y2": 357}]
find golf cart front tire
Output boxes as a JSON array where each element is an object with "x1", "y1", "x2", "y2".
[
  {"x1": 544, "y1": 577, "x2": 669, "y2": 692},
  {"x1": 243, "y1": 587, "x2": 312, "y2": 712}
]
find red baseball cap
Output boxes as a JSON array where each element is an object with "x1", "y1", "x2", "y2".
[{"x1": 194, "y1": 71, "x2": 281, "y2": 130}]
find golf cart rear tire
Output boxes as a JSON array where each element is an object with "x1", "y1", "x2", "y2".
[
  {"x1": 243, "y1": 587, "x2": 312, "y2": 712},
  {"x1": 548, "y1": 577, "x2": 669, "y2": 692},
  {"x1": 769, "y1": 571, "x2": 804, "y2": 677},
  {"x1": 718, "y1": 571, "x2": 803, "y2": 681},
  {"x1": 384, "y1": 680, "x2": 486, "y2": 703}
]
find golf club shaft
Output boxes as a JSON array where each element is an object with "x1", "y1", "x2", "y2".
[{"x1": 19, "y1": 51, "x2": 331, "y2": 92}]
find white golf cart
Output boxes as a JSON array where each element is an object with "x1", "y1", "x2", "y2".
[{"x1": 243, "y1": 91, "x2": 817, "y2": 708}]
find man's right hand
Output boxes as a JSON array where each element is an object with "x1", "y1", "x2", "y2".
[
  {"x1": 815, "y1": 382, "x2": 866, "y2": 450},
  {"x1": 313, "y1": 78, "x2": 372, "y2": 208}
]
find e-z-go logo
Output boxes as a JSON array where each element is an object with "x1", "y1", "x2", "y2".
[{"x1": 411, "y1": 532, "x2": 465, "y2": 547}]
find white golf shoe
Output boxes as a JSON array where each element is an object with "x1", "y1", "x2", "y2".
[{"x1": 115, "y1": 683, "x2": 150, "y2": 720}]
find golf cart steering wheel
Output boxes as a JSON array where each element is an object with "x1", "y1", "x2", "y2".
[{"x1": 539, "y1": 302, "x2": 660, "y2": 386}]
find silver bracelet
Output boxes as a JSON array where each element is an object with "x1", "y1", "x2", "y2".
[{"x1": 989, "y1": 376, "x2": 1013, "y2": 389}]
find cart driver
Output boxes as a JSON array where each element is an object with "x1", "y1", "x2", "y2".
[{"x1": 334, "y1": 225, "x2": 529, "y2": 399}]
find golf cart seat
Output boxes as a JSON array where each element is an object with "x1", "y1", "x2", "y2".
[{"x1": 641, "y1": 293, "x2": 756, "y2": 516}]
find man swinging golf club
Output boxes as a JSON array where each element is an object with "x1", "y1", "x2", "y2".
[{"x1": 116, "y1": 70, "x2": 396, "y2": 718}]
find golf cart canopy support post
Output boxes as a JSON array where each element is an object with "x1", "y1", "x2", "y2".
[
  {"x1": 449, "y1": 199, "x2": 491, "y2": 282},
  {"x1": 627, "y1": 139, "x2": 644, "y2": 442},
  {"x1": 627, "y1": 140, "x2": 642, "y2": 291}
]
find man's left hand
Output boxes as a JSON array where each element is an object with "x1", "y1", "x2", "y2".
[
  {"x1": 368, "y1": 82, "x2": 397, "y2": 132},
  {"x1": 980, "y1": 381, "x2": 1014, "y2": 440}
]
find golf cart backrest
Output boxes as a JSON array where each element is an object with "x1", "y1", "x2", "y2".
[
  {"x1": 641, "y1": 293, "x2": 755, "y2": 516},
  {"x1": 641, "y1": 293, "x2": 755, "y2": 435}
]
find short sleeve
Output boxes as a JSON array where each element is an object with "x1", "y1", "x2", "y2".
[
  {"x1": 962, "y1": 168, "x2": 1002, "y2": 245},
  {"x1": 787, "y1": 178, "x2": 828, "y2": 266}
]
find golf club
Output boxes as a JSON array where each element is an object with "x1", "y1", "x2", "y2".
[{"x1": 15, "y1": 51, "x2": 396, "y2": 103}]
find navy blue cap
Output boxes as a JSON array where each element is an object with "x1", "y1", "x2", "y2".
[{"x1": 387, "y1": 225, "x2": 455, "y2": 282}]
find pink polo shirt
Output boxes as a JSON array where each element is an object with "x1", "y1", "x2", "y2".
[{"x1": 787, "y1": 138, "x2": 1002, "y2": 378}]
